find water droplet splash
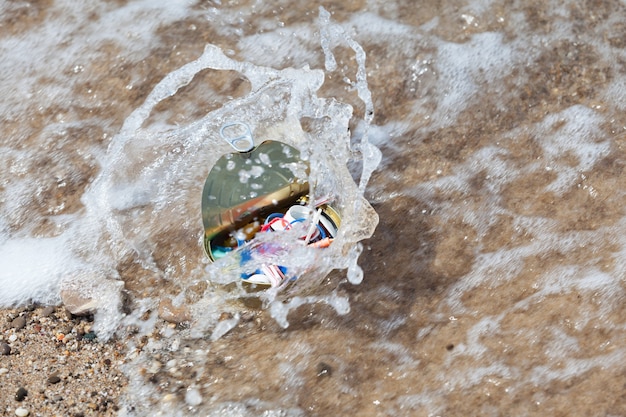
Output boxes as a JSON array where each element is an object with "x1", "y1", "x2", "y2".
[{"x1": 54, "y1": 7, "x2": 381, "y2": 337}]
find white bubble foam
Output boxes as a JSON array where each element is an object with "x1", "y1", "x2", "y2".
[
  {"x1": 0, "y1": 1, "x2": 194, "y2": 121},
  {"x1": 433, "y1": 32, "x2": 516, "y2": 127},
  {"x1": 0, "y1": 234, "x2": 78, "y2": 306},
  {"x1": 534, "y1": 105, "x2": 611, "y2": 194}
]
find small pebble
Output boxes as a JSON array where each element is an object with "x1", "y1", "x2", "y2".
[
  {"x1": 158, "y1": 298, "x2": 190, "y2": 324},
  {"x1": 1, "y1": 342, "x2": 11, "y2": 355},
  {"x1": 8, "y1": 334, "x2": 17, "y2": 342},
  {"x1": 163, "y1": 393, "x2": 176, "y2": 402},
  {"x1": 58, "y1": 325, "x2": 73, "y2": 335},
  {"x1": 218, "y1": 312, "x2": 233, "y2": 321},
  {"x1": 83, "y1": 332, "x2": 97, "y2": 341},
  {"x1": 15, "y1": 387, "x2": 28, "y2": 401},
  {"x1": 11, "y1": 316, "x2": 26, "y2": 330},
  {"x1": 15, "y1": 408, "x2": 29, "y2": 417},
  {"x1": 240, "y1": 311, "x2": 255, "y2": 322},
  {"x1": 47, "y1": 374, "x2": 61, "y2": 384},
  {"x1": 316, "y1": 362, "x2": 332, "y2": 378},
  {"x1": 41, "y1": 306, "x2": 56, "y2": 317},
  {"x1": 147, "y1": 360, "x2": 162, "y2": 374},
  {"x1": 0, "y1": 368, "x2": 9, "y2": 375}
]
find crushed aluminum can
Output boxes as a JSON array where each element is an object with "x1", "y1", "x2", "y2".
[{"x1": 201, "y1": 123, "x2": 341, "y2": 287}]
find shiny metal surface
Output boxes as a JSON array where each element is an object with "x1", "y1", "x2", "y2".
[{"x1": 201, "y1": 140, "x2": 309, "y2": 260}]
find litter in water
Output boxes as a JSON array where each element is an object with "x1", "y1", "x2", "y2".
[{"x1": 202, "y1": 124, "x2": 342, "y2": 288}]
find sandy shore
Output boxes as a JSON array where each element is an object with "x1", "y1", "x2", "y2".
[{"x1": 0, "y1": 306, "x2": 127, "y2": 417}]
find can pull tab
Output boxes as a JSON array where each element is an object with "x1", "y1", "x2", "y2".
[{"x1": 220, "y1": 122, "x2": 255, "y2": 153}]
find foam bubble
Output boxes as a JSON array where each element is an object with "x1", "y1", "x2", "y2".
[
  {"x1": 0, "y1": 1, "x2": 193, "y2": 121},
  {"x1": 0, "y1": 234, "x2": 76, "y2": 306},
  {"x1": 534, "y1": 105, "x2": 610, "y2": 194},
  {"x1": 434, "y1": 32, "x2": 515, "y2": 126}
]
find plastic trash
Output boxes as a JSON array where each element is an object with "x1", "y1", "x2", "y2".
[{"x1": 201, "y1": 123, "x2": 341, "y2": 287}]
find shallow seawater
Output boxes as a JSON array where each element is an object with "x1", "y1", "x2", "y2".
[{"x1": 3, "y1": 0, "x2": 626, "y2": 415}]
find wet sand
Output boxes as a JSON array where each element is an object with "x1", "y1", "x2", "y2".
[
  {"x1": 3, "y1": 0, "x2": 626, "y2": 416},
  {"x1": 1, "y1": 306, "x2": 125, "y2": 416}
]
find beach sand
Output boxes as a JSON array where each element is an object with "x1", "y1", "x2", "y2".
[{"x1": 0, "y1": 306, "x2": 126, "y2": 416}]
